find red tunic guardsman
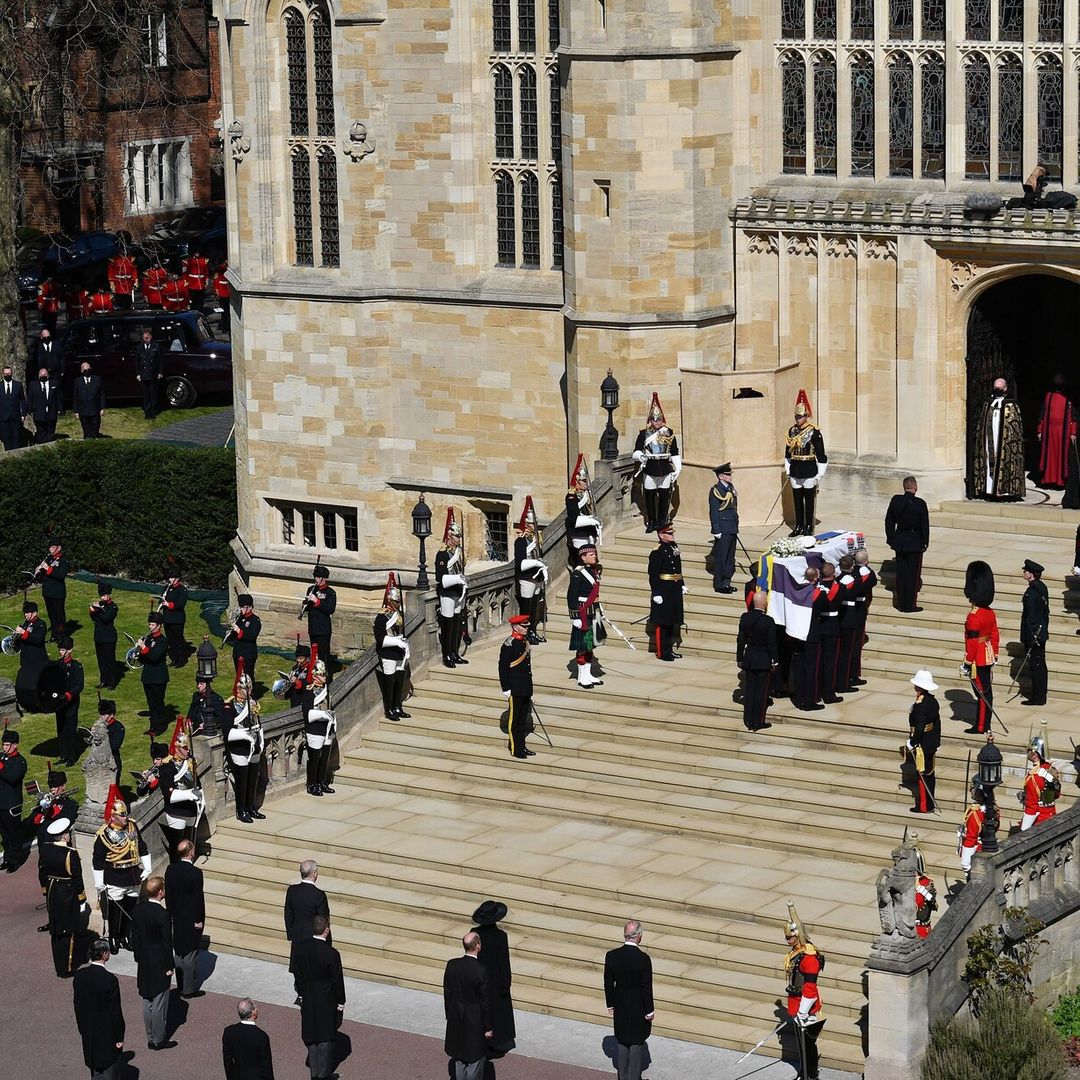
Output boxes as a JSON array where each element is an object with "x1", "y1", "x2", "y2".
[
  {"x1": 961, "y1": 560, "x2": 998, "y2": 735},
  {"x1": 212, "y1": 262, "x2": 231, "y2": 329},
  {"x1": 1020, "y1": 721, "x2": 1060, "y2": 831},
  {"x1": 915, "y1": 873, "x2": 937, "y2": 939},
  {"x1": 162, "y1": 275, "x2": 191, "y2": 313},
  {"x1": 37, "y1": 279, "x2": 60, "y2": 332},
  {"x1": 89, "y1": 289, "x2": 113, "y2": 315},
  {"x1": 143, "y1": 264, "x2": 169, "y2": 308},
  {"x1": 959, "y1": 780, "x2": 996, "y2": 874},
  {"x1": 66, "y1": 288, "x2": 91, "y2": 321},
  {"x1": 107, "y1": 252, "x2": 138, "y2": 308},
  {"x1": 783, "y1": 900, "x2": 825, "y2": 1080},
  {"x1": 182, "y1": 253, "x2": 210, "y2": 309}
]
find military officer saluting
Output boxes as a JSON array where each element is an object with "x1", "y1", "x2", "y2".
[
  {"x1": 514, "y1": 497, "x2": 548, "y2": 643},
  {"x1": 304, "y1": 565, "x2": 337, "y2": 679},
  {"x1": 499, "y1": 614, "x2": 535, "y2": 760},
  {"x1": 435, "y1": 509, "x2": 469, "y2": 668},
  {"x1": 301, "y1": 657, "x2": 337, "y2": 796},
  {"x1": 138, "y1": 611, "x2": 170, "y2": 736},
  {"x1": 565, "y1": 455, "x2": 602, "y2": 567},
  {"x1": 89, "y1": 580, "x2": 120, "y2": 689},
  {"x1": 633, "y1": 393, "x2": 682, "y2": 533},
  {"x1": 649, "y1": 522, "x2": 685, "y2": 662},
  {"x1": 784, "y1": 390, "x2": 828, "y2": 537},
  {"x1": 161, "y1": 561, "x2": 189, "y2": 666},
  {"x1": 737, "y1": 591, "x2": 778, "y2": 731},
  {"x1": 36, "y1": 536, "x2": 68, "y2": 641},
  {"x1": 374, "y1": 573, "x2": 411, "y2": 722},
  {"x1": 568, "y1": 545, "x2": 603, "y2": 689},
  {"x1": 229, "y1": 593, "x2": 261, "y2": 684},
  {"x1": 708, "y1": 463, "x2": 739, "y2": 594},
  {"x1": 1020, "y1": 559, "x2": 1050, "y2": 706}
]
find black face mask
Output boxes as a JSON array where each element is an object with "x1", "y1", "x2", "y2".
[{"x1": 992, "y1": 389, "x2": 1006, "y2": 398}]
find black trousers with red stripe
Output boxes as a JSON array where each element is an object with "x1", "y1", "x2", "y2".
[
  {"x1": 971, "y1": 666, "x2": 993, "y2": 732},
  {"x1": 912, "y1": 749, "x2": 937, "y2": 812},
  {"x1": 819, "y1": 628, "x2": 840, "y2": 701},
  {"x1": 793, "y1": 641, "x2": 820, "y2": 707},
  {"x1": 654, "y1": 622, "x2": 676, "y2": 659},
  {"x1": 741, "y1": 667, "x2": 772, "y2": 730}
]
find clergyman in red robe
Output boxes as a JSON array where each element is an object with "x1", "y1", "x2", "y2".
[{"x1": 1037, "y1": 375, "x2": 1077, "y2": 490}]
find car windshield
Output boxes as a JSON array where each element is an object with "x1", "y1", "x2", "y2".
[
  {"x1": 155, "y1": 208, "x2": 220, "y2": 236},
  {"x1": 192, "y1": 314, "x2": 214, "y2": 344}
]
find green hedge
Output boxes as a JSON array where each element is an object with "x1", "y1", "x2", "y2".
[{"x1": 0, "y1": 440, "x2": 236, "y2": 591}]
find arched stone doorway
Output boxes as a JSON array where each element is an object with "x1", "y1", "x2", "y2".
[{"x1": 965, "y1": 273, "x2": 1080, "y2": 498}]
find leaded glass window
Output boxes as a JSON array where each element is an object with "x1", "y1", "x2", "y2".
[
  {"x1": 1039, "y1": 0, "x2": 1063, "y2": 42},
  {"x1": 965, "y1": 56, "x2": 991, "y2": 179},
  {"x1": 966, "y1": 0, "x2": 990, "y2": 40},
  {"x1": 1039, "y1": 60, "x2": 1064, "y2": 174},
  {"x1": 312, "y1": 13, "x2": 334, "y2": 138},
  {"x1": 285, "y1": 10, "x2": 308, "y2": 138},
  {"x1": 814, "y1": 0, "x2": 836, "y2": 39},
  {"x1": 813, "y1": 56, "x2": 836, "y2": 176},
  {"x1": 782, "y1": 57, "x2": 806, "y2": 173},
  {"x1": 494, "y1": 0, "x2": 511, "y2": 51},
  {"x1": 548, "y1": 0, "x2": 559, "y2": 51},
  {"x1": 921, "y1": 54, "x2": 945, "y2": 178},
  {"x1": 889, "y1": 0, "x2": 913, "y2": 39},
  {"x1": 494, "y1": 65, "x2": 513, "y2": 159},
  {"x1": 521, "y1": 172, "x2": 540, "y2": 267},
  {"x1": 999, "y1": 0, "x2": 1023, "y2": 40},
  {"x1": 519, "y1": 0, "x2": 536, "y2": 52},
  {"x1": 551, "y1": 176, "x2": 563, "y2": 270},
  {"x1": 317, "y1": 147, "x2": 339, "y2": 267},
  {"x1": 997, "y1": 59, "x2": 1023, "y2": 182},
  {"x1": 549, "y1": 68, "x2": 561, "y2": 162},
  {"x1": 921, "y1": 0, "x2": 944, "y2": 39},
  {"x1": 850, "y1": 58, "x2": 874, "y2": 176},
  {"x1": 520, "y1": 66, "x2": 538, "y2": 161},
  {"x1": 495, "y1": 172, "x2": 515, "y2": 266},
  {"x1": 782, "y1": 0, "x2": 804, "y2": 37},
  {"x1": 889, "y1": 56, "x2": 914, "y2": 177},
  {"x1": 291, "y1": 149, "x2": 313, "y2": 266},
  {"x1": 851, "y1": 0, "x2": 873, "y2": 38}
]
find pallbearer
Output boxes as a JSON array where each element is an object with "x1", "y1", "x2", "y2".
[
  {"x1": 514, "y1": 497, "x2": 548, "y2": 644},
  {"x1": 374, "y1": 573, "x2": 412, "y2": 721}
]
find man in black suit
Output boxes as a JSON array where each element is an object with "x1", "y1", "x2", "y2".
[
  {"x1": 222, "y1": 997, "x2": 276, "y2": 1080},
  {"x1": 443, "y1": 931, "x2": 493, "y2": 1080},
  {"x1": 165, "y1": 838, "x2": 206, "y2": 998},
  {"x1": 132, "y1": 875, "x2": 175, "y2": 1050},
  {"x1": 736, "y1": 590, "x2": 779, "y2": 731},
  {"x1": 284, "y1": 859, "x2": 331, "y2": 1000},
  {"x1": 72, "y1": 361, "x2": 106, "y2": 438},
  {"x1": 135, "y1": 328, "x2": 163, "y2": 419},
  {"x1": 72, "y1": 938, "x2": 126, "y2": 1080},
  {"x1": 32, "y1": 327, "x2": 64, "y2": 379},
  {"x1": 26, "y1": 365, "x2": 60, "y2": 443},
  {"x1": 885, "y1": 475, "x2": 930, "y2": 612},
  {"x1": 292, "y1": 914, "x2": 346, "y2": 1080},
  {"x1": 0, "y1": 364, "x2": 26, "y2": 450},
  {"x1": 603, "y1": 919, "x2": 655, "y2": 1080}
]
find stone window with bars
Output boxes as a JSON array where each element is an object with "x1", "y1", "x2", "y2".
[
  {"x1": 490, "y1": 0, "x2": 562, "y2": 270},
  {"x1": 283, "y1": 3, "x2": 339, "y2": 268},
  {"x1": 274, "y1": 502, "x2": 359, "y2": 552}
]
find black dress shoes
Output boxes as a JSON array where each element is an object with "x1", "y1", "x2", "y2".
[
  {"x1": 320, "y1": 783, "x2": 335, "y2": 794},
  {"x1": 395, "y1": 708, "x2": 412, "y2": 719},
  {"x1": 250, "y1": 810, "x2": 266, "y2": 820}
]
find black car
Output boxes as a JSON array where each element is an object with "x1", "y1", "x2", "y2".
[
  {"x1": 18, "y1": 231, "x2": 125, "y2": 304},
  {"x1": 136, "y1": 207, "x2": 226, "y2": 272},
  {"x1": 60, "y1": 311, "x2": 232, "y2": 409}
]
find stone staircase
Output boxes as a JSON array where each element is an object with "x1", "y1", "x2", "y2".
[{"x1": 201, "y1": 499, "x2": 1080, "y2": 1075}]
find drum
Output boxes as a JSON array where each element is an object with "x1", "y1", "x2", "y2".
[{"x1": 15, "y1": 660, "x2": 65, "y2": 712}]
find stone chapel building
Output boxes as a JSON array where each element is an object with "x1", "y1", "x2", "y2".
[{"x1": 217, "y1": 0, "x2": 1080, "y2": 599}]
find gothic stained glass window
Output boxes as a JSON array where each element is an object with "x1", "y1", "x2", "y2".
[
  {"x1": 782, "y1": 57, "x2": 806, "y2": 173},
  {"x1": 493, "y1": 0, "x2": 511, "y2": 51},
  {"x1": 997, "y1": 59, "x2": 1023, "y2": 182},
  {"x1": 813, "y1": 56, "x2": 836, "y2": 176},
  {"x1": 495, "y1": 172, "x2": 515, "y2": 266},
  {"x1": 921, "y1": 54, "x2": 945, "y2": 178},
  {"x1": 964, "y1": 56, "x2": 990, "y2": 179},
  {"x1": 999, "y1": 0, "x2": 1023, "y2": 41},
  {"x1": 548, "y1": 0, "x2": 560, "y2": 51},
  {"x1": 312, "y1": 12, "x2": 335, "y2": 138},
  {"x1": 850, "y1": 58, "x2": 874, "y2": 176},
  {"x1": 316, "y1": 147, "x2": 339, "y2": 267},
  {"x1": 1039, "y1": 0, "x2": 1064, "y2": 41},
  {"x1": 520, "y1": 66, "x2": 538, "y2": 161},
  {"x1": 285, "y1": 10, "x2": 308, "y2": 137},
  {"x1": 888, "y1": 56, "x2": 914, "y2": 177},
  {"x1": 921, "y1": 0, "x2": 944, "y2": 39},
  {"x1": 549, "y1": 68, "x2": 561, "y2": 163},
  {"x1": 814, "y1": 0, "x2": 837, "y2": 39},
  {"x1": 494, "y1": 65, "x2": 513, "y2": 159},
  {"x1": 782, "y1": 0, "x2": 804, "y2": 37},
  {"x1": 965, "y1": 0, "x2": 990, "y2": 40},
  {"x1": 889, "y1": 0, "x2": 913, "y2": 39},
  {"x1": 291, "y1": 149, "x2": 313, "y2": 266},
  {"x1": 850, "y1": 0, "x2": 873, "y2": 38},
  {"x1": 1039, "y1": 60, "x2": 1064, "y2": 174},
  {"x1": 551, "y1": 176, "x2": 563, "y2": 270},
  {"x1": 519, "y1": 0, "x2": 536, "y2": 52},
  {"x1": 520, "y1": 172, "x2": 540, "y2": 267}
]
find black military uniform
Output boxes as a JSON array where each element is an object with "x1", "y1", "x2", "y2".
[
  {"x1": 907, "y1": 678, "x2": 941, "y2": 814},
  {"x1": 1021, "y1": 559, "x2": 1051, "y2": 706},
  {"x1": 708, "y1": 465, "x2": 739, "y2": 593},
  {"x1": 792, "y1": 583, "x2": 827, "y2": 711},
  {"x1": 816, "y1": 573, "x2": 844, "y2": 704},
  {"x1": 161, "y1": 574, "x2": 189, "y2": 666},
  {"x1": 784, "y1": 402, "x2": 828, "y2": 536},
  {"x1": 435, "y1": 529, "x2": 469, "y2": 668},
  {"x1": 648, "y1": 525, "x2": 684, "y2": 662},
  {"x1": 0, "y1": 731, "x2": 27, "y2": 871},
  {"x1": 138, "y1": 614, "x2": 170, "y2": 735},
  {"x1": 38, "y1": 541, "x2": 68, "y2": 641},
  {"x1": 885, "y1": 487, "x2": 930, "y2": 611},
  {"x1": 305, "y1": 567, "x2": 337, "y2": 678},
  {"x1": 300, "y1": 668, "x2": 336, "y2": 796},
  {"x1": 189, "y1": 680, "x2": 226, "y2": 736},
  {"x1": 374, "y1": 576, "x2": 411, "y2": 722},
  {"x1": 514, "y1": 498, "x2": 547, "y2": 641},
  {"x1": 565, "y1": 458, "x2": 602, "y2": 568},
  {"x1": 231, "y1": 595, "x2": 261, "y2": 684},
  {"x1": 31, "y1": 769, "x2": 79, "y2": 919},
  {"x1": 736, "y1": 604, "x2": 778, "y2": 731},
  {"x1": 42, "y1": 827, "x2": 89, "y2": 976},
  {"x1": 14, "y1": 602, "x2": 49, "y2": 675},
  {"x1": 54, "y1": 639, "x2": 84, "y2": 765},
  {"x1": 225, "y1": 686, "x2": 264, "y2": 823},
  {"x1": 836, "y1": 560, "x2": 861, "y2": 694},
  {"x1": 850, "y1": 557, "x2": 877, "y2": 684},
  {"x1": 136, "y1": 335, "x2": 162, "y2": 418},
  {"x1": 92, "y1": 792, "x2": 150, "y2": 951},
  {"x1": 89, "y1": 581, "x2": 119, "y2": 689},
  {"x1": 100, "y1": 701, "x2": 125, "y2": 782},
  {"x1": 498, "y1": 617, "x2": 534, "y2": 759},
  {"x1": 288, "y1": 643, "x2": 310, "y2": 708}
]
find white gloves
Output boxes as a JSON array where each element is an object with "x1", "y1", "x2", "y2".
[
  {"x1": 632, "y1": 450, "x2": 645, "y2": 463},
  {"x1": 817, "y1": 463, "x2": 828, "y2": 479},
  {"x1": 382, "y1": 634, "x2": 407, "y2": 650},
  {"x1": 502, "y1": 690, "x2": 511, "y2": 698},
  {"x1": 652, "y1": 595, "x2": 663, "y2": 604},
  {"x1": 521, "y1": 559, "x2": 545, "y2": 572},
  {"x1": 784, "y1": 460, "x2": 791, "y2": 476},
  {"x1": 442, "y1": 573, "x2": 464, "y2": 588},
  {"x1": 573, "y1": 619, "x2": 583, "y2": 628},
  {"x1": 682, "y1": 586, "x2": 688, "y2": 595},
  {"x1": 141, "y1": 854, "x2": 153, "y2": 879},
  {"x1": 93, "y1": 869, "x2": 104, "y2": 890},
  {"x1": 671, "y1": 455, "x2": 682, "y2": 481}
]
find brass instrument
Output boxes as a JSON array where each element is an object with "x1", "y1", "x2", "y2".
[
  {"x1": 298, "y1": 552, "x2": 324, "y2": 620},
  {"x1": 124, "y1": 632, "x2": 145, "y2": 670},
  {"x1": 0, "y1": 624, "x2": 17, "y2": 656},
  {"x1": 134, "y1": 764, "x2": 162, "y2": 799},
  {"x1": 221, "y1": 608, "x2": 241, "y2": 646}
]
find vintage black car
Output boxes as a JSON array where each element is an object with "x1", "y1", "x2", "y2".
[{"x1": 60, "y1": 311, "x2": 232, "y2": 409}]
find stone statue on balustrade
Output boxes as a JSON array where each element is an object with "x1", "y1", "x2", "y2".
[{"x1": 875, "y1": 831, "x2": 921, "y2": 940}]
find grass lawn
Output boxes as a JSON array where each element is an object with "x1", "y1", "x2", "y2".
[
  {"x1": 1, "y1": 578, "x2": 291, "y2": 799},
  {"x1": 53, "y1": 405, "x2": 231, "y2": 443}
]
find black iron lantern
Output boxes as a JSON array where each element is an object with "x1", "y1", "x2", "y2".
[
  {"x1": 196, "y1": 635, "x2": 218, "y2": 682},
  {"x1": 977, "y1": 733, "x2": 1003, "y2": 789},
  {"x1": 599, "y1": 368, "x2": 620, "y2": 460},
  {"x1": 411, "y1": 493, "x2": 433, "y2": 590}
]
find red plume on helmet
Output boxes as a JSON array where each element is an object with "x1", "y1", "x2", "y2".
[
  {"x1": 647, "y1": 392, "x2": 666, "y2": 426},
  {"x1": 516, "y1": 496, "x2": 537, "y2": 532},
  {"x1": 306, "y1": 643, "x2": 320, "y2": 683},
  {"x1": 234, "y1": 657, "x2": 251, "y2": 697},
  {"x1": 382, "y1": 572, "x2": 403, "y2": 610},
  {"x1": 794, "y1": 389, "x2": 813, "y2": 419},
  {"x1": 169, "y1": 715, "x2": 192, "y2": 757},
  {"x1": 568, "y1": 453, "x2": 590, "y2": 489},
  {"x1": 105, "y1": 783, "x2": 127, "y2": 819},
  {"x1": 442, "y1": 507, "x2": 462, "y2": 546}
]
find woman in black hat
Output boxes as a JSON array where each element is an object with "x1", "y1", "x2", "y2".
[{"x1": 470, "y1": 900, "x2": 516, "y2": 1058}]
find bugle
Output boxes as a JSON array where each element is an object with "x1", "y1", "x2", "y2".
[{"x1": 221, "y1": 608, "x2": 241, "y2": 646}]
